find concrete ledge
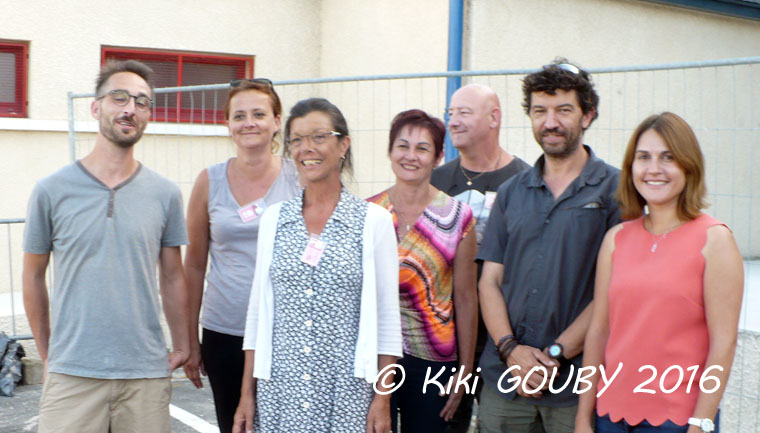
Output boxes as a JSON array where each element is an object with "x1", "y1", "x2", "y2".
[{"x1": 21, "y1": 358, "x2": 44, "y2": 385}]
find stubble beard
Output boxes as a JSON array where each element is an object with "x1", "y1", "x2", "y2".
[
  {"x1": 537, "y1": 128, "x2": 582, "y2": 160},
  {"x1": 101, "y1": 117, "x2": 144, "y2": 149}
]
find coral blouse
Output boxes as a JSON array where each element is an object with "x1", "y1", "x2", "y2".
[{"x1": 597, "y1": 213, "x2": 724, "y2": 426}]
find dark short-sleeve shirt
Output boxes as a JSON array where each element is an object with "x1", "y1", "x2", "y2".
[
  {"x1": 476, "y1": 145, "x2": 620, "y2": 406},
  {"x1": 431, "y1": 156, "x2": 530, "y2": 246},
  {"x1": 432, "y1": 156, "x2": 531, "y2": 354}
]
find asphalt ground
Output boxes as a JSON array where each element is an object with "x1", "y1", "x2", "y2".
[{"x1": 0, "y1": 375, "x2": 219, "y2": 433}]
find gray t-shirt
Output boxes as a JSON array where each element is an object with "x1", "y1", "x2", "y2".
[
  {"x1": 201, "y1": 157, "x2": 300, "y2": 336},
  {"x1": 23, "y1": 162, "x2": 188, "y2": 379}
]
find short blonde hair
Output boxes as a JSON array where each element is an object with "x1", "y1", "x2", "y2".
[{"x1": 617, "y1": 112, "x2": 707, "y2": 221}]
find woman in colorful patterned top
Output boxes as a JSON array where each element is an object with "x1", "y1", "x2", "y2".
[
  {"x1": 575, "y1": 113, "x2": 744, "y2": 433},
  {"x1": 368, "y1": 109, "x2": 478, "y2": 433}
]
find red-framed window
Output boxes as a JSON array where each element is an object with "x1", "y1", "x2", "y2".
[
  {"x1": 0, "y1": 41, "x2": 28, "y2": 118},
  {"x1": 102, "y1": 47, "x2": 253, "y2": 124}
]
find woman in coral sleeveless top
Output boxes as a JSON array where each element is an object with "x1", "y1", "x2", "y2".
[{"x1": 574, "y1": 112, "x2": 744, "y2": 433}]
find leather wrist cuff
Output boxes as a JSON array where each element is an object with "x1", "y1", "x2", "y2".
[{"x1": 497, "y1": 337, "x2": 519, "y2": 364}]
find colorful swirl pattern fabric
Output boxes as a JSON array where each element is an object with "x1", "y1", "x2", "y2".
[{"x1": 367, "y1": 190, "x2": 474, "y2": 362}]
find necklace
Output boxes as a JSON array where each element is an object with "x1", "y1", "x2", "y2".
[
  {"x1": 394, "y1": 208, "x2": 413, "y2": 232},
  {"x1": 646, "y1": 218, "x2": 683, "y2": 253},
  {"x1": 460, "y1": 151, "x2": 502, "y2": 186},
  {"x1": 387, "y1": 189, "x2": 427, "y2": 234}
]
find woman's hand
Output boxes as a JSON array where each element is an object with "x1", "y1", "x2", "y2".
[
  {"x1": 439, "y1": 387, "x2": 464, "y2": 422},
  {"x1": 182, "y1": 340, "x2": 206, "y2": 389},
  {"x1": 365, "y1": 394, "x2": 391, "y2": 433},
  {"x1": 232, "y1": 393, "x2": 255, "y2": 433},
  {"x1": 573, "y1": 414, "x2": 594, "y2": 433}
]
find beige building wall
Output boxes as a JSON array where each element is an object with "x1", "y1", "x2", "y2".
[
  {"x1": 320, "y1": 0, "x2": 449, "y2": 77},
  {"x1": 317, "y1": 0, "x2": 450, "y2": 198},
  {"x1": 0, "y1": 0, "x2": 322, "y2": 219},
  {"x1": 465, "y1": 0, "x2": 760, "y2": 70},
  {"x1": 461, "y1": 0, "x2": 760, "y2": 257}
]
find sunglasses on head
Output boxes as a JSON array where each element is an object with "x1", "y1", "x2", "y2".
[{"x1": 543, "y1": 63, "x2": 582, "y2": 76}]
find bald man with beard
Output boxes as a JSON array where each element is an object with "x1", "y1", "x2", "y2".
[{"x1": 431, "y1": 84, "x2": 530, "y2": 433}]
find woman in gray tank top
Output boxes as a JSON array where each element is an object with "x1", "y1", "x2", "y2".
[{"x1": 183, "y1": 79, "x2": 300, "y2": 433}]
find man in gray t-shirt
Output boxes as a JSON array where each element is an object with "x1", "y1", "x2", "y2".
[{"x1": 23, "y1": 60, "x2": 189, "y2": 433}]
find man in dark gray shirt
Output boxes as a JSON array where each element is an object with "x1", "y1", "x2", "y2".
[
  {"x1": 476, "y1": 60, "x2": 620, "y2": 433},
  {"x1": 432, "y1": 84, "x2": 529, "y2": 433},
  {"x1": 433, "y1": 84, "x2": 530, "y2": 247}
]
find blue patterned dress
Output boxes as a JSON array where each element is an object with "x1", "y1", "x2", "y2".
[{"x1": 256, "y1": 188, "x2": 374, "y2": 432}]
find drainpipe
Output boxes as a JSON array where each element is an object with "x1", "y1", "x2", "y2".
[{"x1": 444, "y1": 0, "x2": 464, "y2": 162}]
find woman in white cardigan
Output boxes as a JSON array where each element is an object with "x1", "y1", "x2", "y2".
[{"x1": 232, "y1": 98, "x2": 402, "y2": 433}]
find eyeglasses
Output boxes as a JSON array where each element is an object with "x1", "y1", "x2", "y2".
[
  {"x1": 286, "y1": 131, "x2": 342, "y2": 147},
  {"x1": 544, "y1": 63, "x2": 581, "y2": 75},
  {"x1": 230, "y1": 78, "x2": 274, "y2": 87},
  {"x1": 97, "y1": 89, "x2": 153, "y2": 111}
]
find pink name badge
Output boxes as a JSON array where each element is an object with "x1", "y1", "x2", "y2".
[
  {"x1": 485, "y1": 191, "x2": 497, "y2": 210},
  {"x1": 301, "y1": 235, "x2": 326, "y2": 267},
  {"x1": 238, "y1": 203, "x2": 264, "y2": 223}
]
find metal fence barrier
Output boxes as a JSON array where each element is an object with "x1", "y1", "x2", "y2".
[
  {"x1": 0, "y1": 218, "x2": 30, "y2": 340},
  {"x1": 3, "y1": 57, "x2": 758, "y2": 429},
  {"x1": 67, "y1": 56, "x2": 760, "y2": 258}
]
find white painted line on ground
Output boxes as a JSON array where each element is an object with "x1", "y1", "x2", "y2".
[{"x1": 170, "y1": 404, "x2": 220, "y2": 433}]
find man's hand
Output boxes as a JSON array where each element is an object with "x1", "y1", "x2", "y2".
[
  {"x1": 168, "y1": 350, "x2": 189, "y2": 371},
  {"x1": 365, "y1": 394, "x2": 391, "y2": 433},
  {"x1": 507, "y1": 345, "x2": 557, "y2": 398},
  {"x1": 183, "y1": 340, "x2": 206, "y2": 388}
]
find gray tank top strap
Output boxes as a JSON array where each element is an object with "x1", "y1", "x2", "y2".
[
  {"x1": 201, "y1": 157, "x2": 300, "y2": 336},
  {"x1": 207, "y1": 159, "x2": 232, "y2": 211}
]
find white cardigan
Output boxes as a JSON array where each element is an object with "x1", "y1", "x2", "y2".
[{"x1": 242, "y1": 201, "x2": 402, "y2": 382}]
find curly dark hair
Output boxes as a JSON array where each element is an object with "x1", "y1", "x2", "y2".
[{"x1": 522, "y1": 57, "x2": 599, "y2": 127}]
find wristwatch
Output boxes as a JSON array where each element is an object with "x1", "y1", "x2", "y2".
[
  {"x1": 547, "y1": 342, "x2": 567, "y2": 363},
  {"x1": 687, "y1": 417, "x2": 715, "y2": 432}
]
